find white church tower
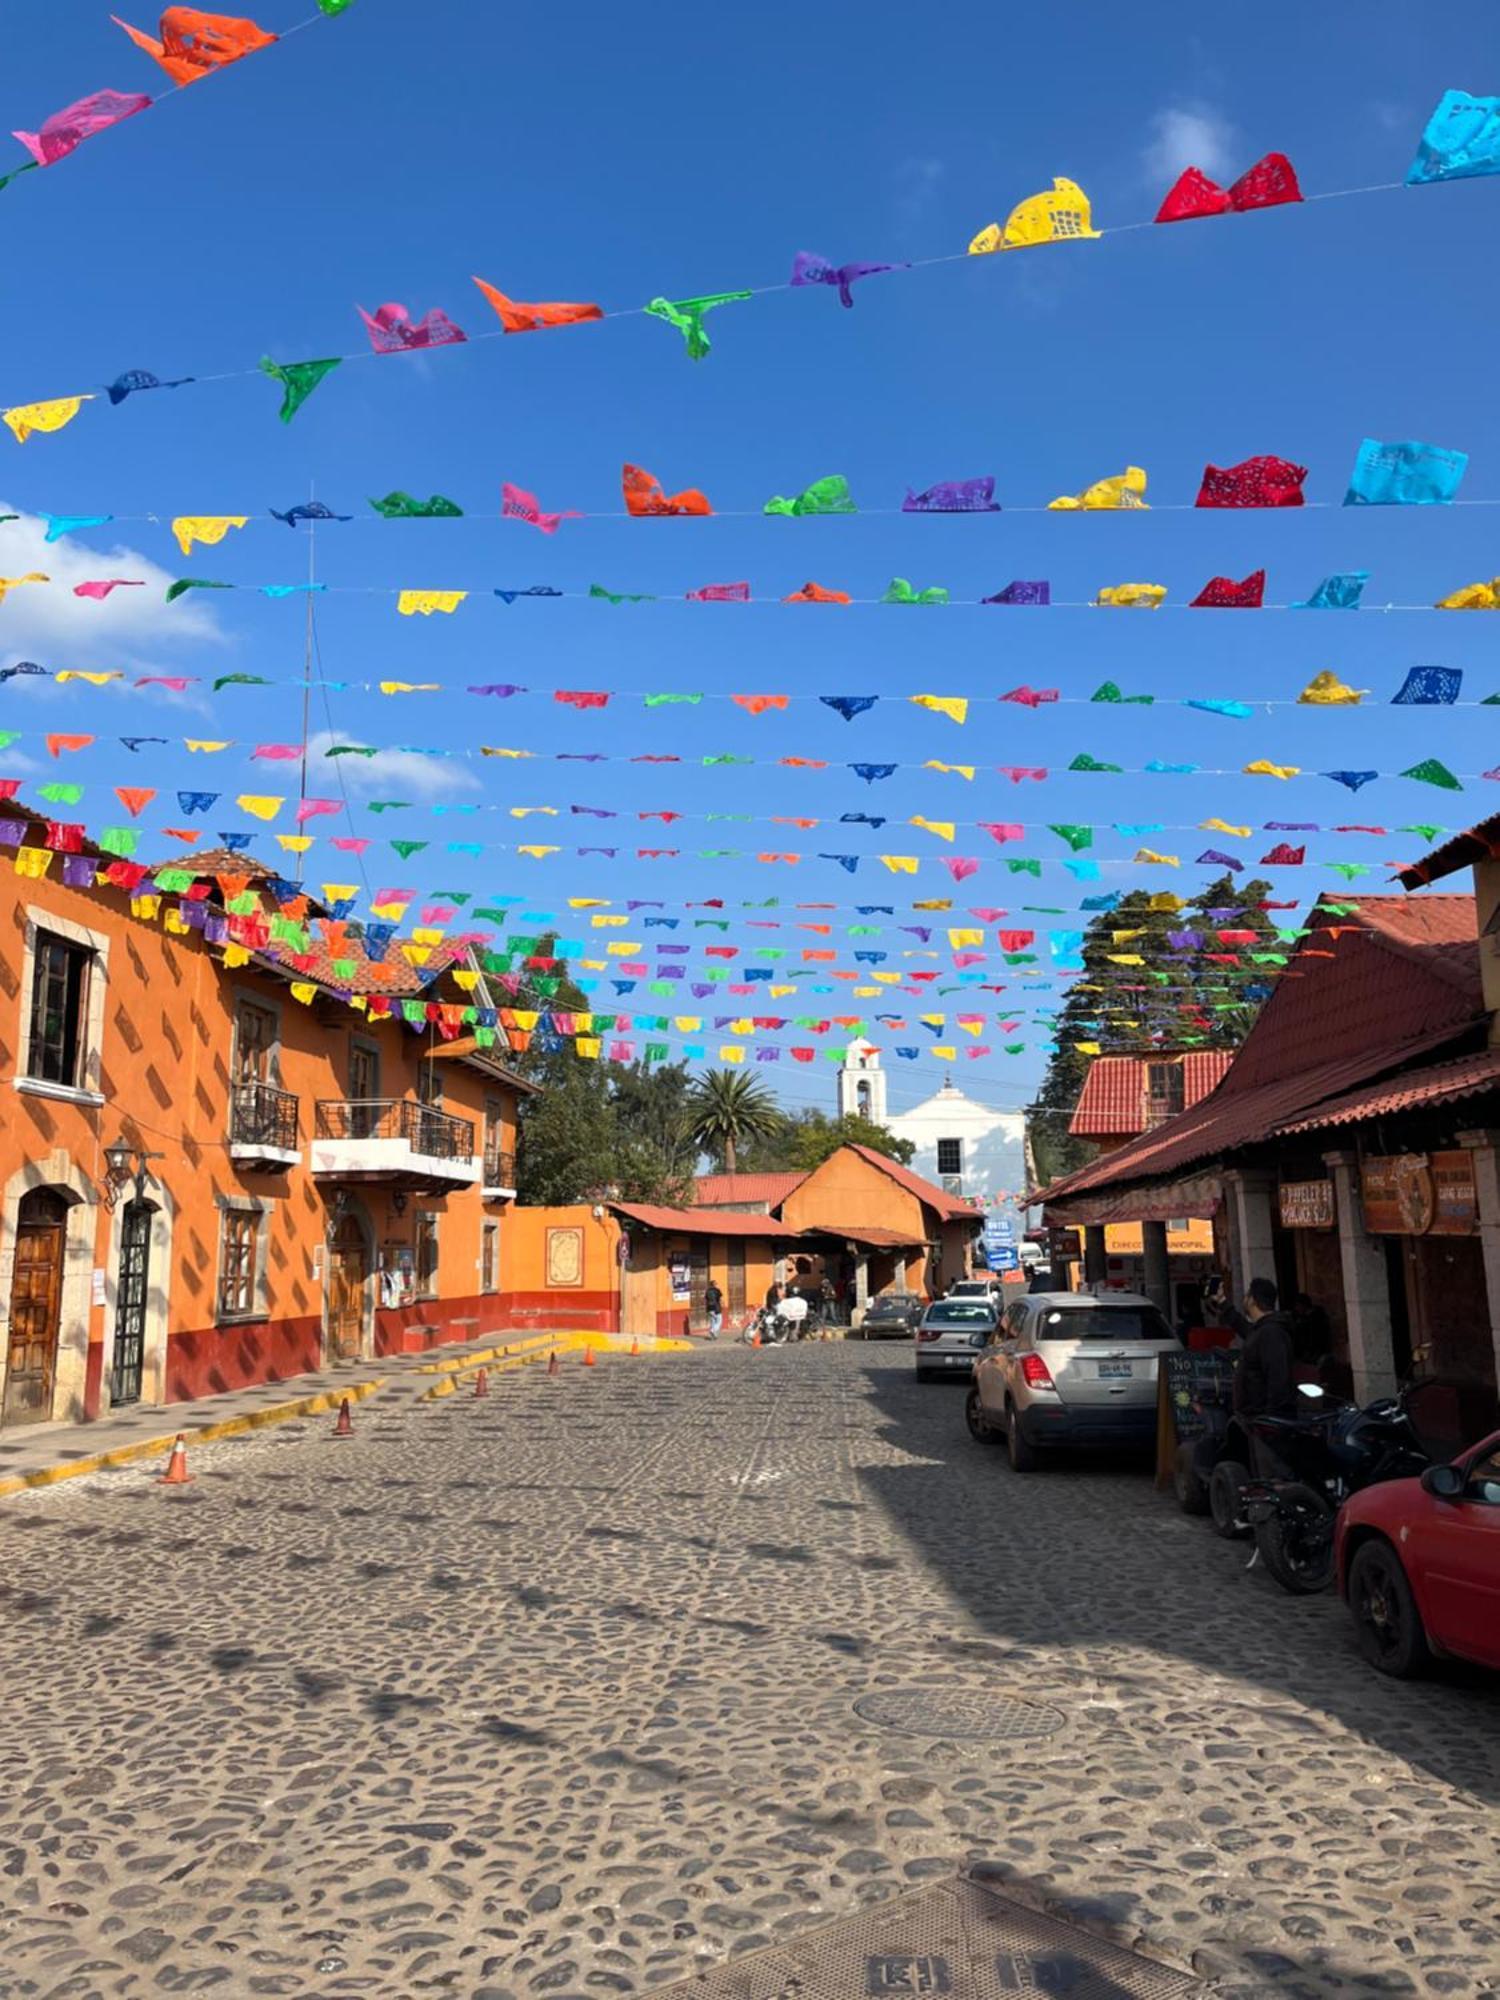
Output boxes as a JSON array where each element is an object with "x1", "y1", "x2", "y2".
[{"x1": 838, "y1": 1039, "x2": 887, "y2": 1124}]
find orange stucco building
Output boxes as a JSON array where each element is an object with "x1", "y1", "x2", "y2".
[{"x1": 1, "y1": 824, "x2": 531, "y2": 1431}]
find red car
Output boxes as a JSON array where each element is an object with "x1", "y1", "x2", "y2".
[{"x1": 1335, "y1": 1429, "x2": 1500, "y2": 1677}]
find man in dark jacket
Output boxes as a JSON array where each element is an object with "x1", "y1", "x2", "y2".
[{"x1": 1226, "y1": 1276, "x2": 1299, "y2": 1421}]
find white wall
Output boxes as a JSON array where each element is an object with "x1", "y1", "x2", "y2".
[{"x1": 888, "y1": 1086, "x2": 1026, "y2": 1204}]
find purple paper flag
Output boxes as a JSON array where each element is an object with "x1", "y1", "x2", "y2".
[
  {"x1": 14, "y1": 89, "x2": 151, "y2": 166},
  {"x1": 903, "y1": 478, "x2": 999, "y2": 513},
  {"x1": 789, "y1": 250, "x2": 906, "y2": 308},
  {"x1": 983, "y1": 580, "x2": 1050, "y2": 606}
]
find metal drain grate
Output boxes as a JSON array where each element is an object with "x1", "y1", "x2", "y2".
[
  {"x1": 649, "y1": 1874, "x2": 1205, "y2": 2000},
  {"x1": 854, "y1": 1689, "x2": 1065, "y2": 1741}
]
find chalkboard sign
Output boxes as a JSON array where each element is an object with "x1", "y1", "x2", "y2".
[{"x1": 1154, "y1": 1346, "x2": 1238, "y2": 1486}]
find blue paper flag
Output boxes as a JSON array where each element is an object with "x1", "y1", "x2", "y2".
[
  {"x1": 1406, "y1": 89, "x2": 1500, "y2": 184},
  {"x1": 821, "y1": 694, "x2": 879, "y2": 721},
  {"x1": 851, "y1": 763, "x2": 897, "y2": 784},
  {"x1": 840, "y1": 812, "x2": 886, "y2": 827},
  {"x1": 176, "y1": 790, "x2": 217, "y2": 813},
  {"x1": 42, "y1": 513, "x2": 112, "y2": 542},
  {"x1": 105, "y1": 368, "x2": 194, "y2": 405},
  {"x1": 270, "y1": 502, "x2": 350, "y2": 527},
  {"x1": 1323, "y1": 770, "x2": 1380, "y2": 792},
  {"x1": 1187, "y1": 700, "x2": 1252, "y2": 719},
  {"x1": 495, "y1": 586, "x2": 563, "y2": 604},
  {"x1": 1293, "y1": 570, "x2": 1369, "y2": 611},
  {"x1": 261, "y1": 582, "x2": 329, "y2": 598},
  {"x1": 215, "y1": 830, "x2": 253, "y2": 852},
  {"x1": 821, "y1": 854, "x2": 859, "y2": 873},
  {"x1": 983, "y1": 580, "x2": 1050, "y2": 606},
  {"x1": 1392, "y1": 665, "x2": 1462, "y2": 705},
  {"x1": 1344, "y1": 437, "x2": 1467, "y2": 506}
]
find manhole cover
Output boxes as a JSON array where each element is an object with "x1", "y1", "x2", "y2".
[
  {"x1": 854, "y1": 1689, "x2": 1064, "y2": 1741},
  {"x1": 649, "y1": 1874, "x2": 1205, "y2": 1999}
]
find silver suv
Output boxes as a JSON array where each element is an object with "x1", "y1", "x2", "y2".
[
  {"x1": 914, "y1": 1298, "x2": 998, "y2": 1381},
  {"x1": 969, "y1": 1290, "x2": 1179, "y2": 1470}
]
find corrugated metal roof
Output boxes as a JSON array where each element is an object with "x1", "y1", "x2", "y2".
[
  {"x1": 693, "y1": 1171, "x2": 808, "y2": 1208},
  {"x1": 1397, "y1": 813, "x2": 1500, "y2": 890},
  {"x1": 1274, "y1": 1046, "x2": 1500, "y2": 1134},
  {"x1": 610, "y1": 1202, "x2": 798, "y2": 1239}
]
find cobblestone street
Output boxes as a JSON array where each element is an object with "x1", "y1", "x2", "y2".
[{"x1": 2, "y1": 1342, "x2": 1497, "y2": 1999}]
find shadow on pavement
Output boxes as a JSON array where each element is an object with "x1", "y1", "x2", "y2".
[{"x1": 854, "y1": 1357, "x2": 1500, "y2": 1809}]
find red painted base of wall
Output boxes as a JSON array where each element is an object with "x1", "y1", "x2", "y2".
[
  {"x1": 83, "y1": 1341, "x2": 105, "y2": 1422},
  {"x1": 166, "y1": 1316, "x2": 323, "y2": 1403},
  {"x1": 372, "y1": 1294, "x2": 507, "y2": 1356},
  {"x1": 497, "y1": 1289, "x2": 619, "y2": 1334}
]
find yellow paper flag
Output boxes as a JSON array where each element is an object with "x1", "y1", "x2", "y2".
[
  {"x1": 880, "y1": 855, "x2": 919, "y2": 874},
  {"x1": 0, "y1": 571, "x2": 49, "y2": 603},
  {"x1": 1244, "y1": 759, "x2": 1300, "y2": 780},
  {"x1": 910, "y1": 694, "x2": 968, "y2": 725},
  {"x1": 4, "y1": 395, "x2": 92, "y2": 444},
  {"x1": 396, "y1": 589, "x2": 467, "y2": 617},
  {"x1": 1095, "y1": 581, "x2": 1166, "y2": 607},
  {"x1": 276, "y1": 834, "x2": 312, "y2": 853},
  {"x1": 379, "y1": 680, "x2": 441, "y2": 694},
  {"x1": 289, "y1": 982, "x2": 318, "y2": 1005},
  {"x1": 910, "y1": 816, "x2": 955, "y2": 841},
  {"x1": 1052, "y1": 466, "x2": 1147, "y2": 511},
  {"x1": 1298, "y1": 671, "x2": 1366, "y2": 705},
  {"x1": 56, "y1": 670, "x2": 121, "y2": 686},
  {"x1": 236, "y1": 794, "x2": 283, "y2": 820},
  {"x1": 172, "y1": 515, "x2": 247, "y2": 555},
  {"x1": 970, "y1": 177, "x2": 1100, "y2": 255}
]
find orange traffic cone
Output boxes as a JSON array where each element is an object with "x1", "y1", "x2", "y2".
[
  {"x1": 157, "y1": 1433, "x2": 193, "y2": 1485},
  {"x1": 630, "y1": 1337, "x2": 639, "y2": 1356},
  {"x1": 332, "y1": 1396, "x2": 354, "y2": 1438},
  {"x1": 582, "y1": 1347, "x2": 596, "y2": 1368},
  {"x1": 547, "y1": 1350, "x2": 560, "y2": 1377},
  {"x1": 752, "y1": 1327, "x2": 762, "y2": 1348},
  {"x1": 474, "y1": 1368, "x2": 489, "y2": 1399}
]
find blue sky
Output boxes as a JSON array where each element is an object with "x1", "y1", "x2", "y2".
[{"x1": 2, "y1": 0, "x2": 1497, "y2": 1130}]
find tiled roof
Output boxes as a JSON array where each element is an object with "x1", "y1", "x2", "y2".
[
  {"x1": 694, "y1": 1171, "x2": 808, "y2": 1209},
  {"x1": 846, "y1": 1143, "x2": 977, "y2": 1222},
  {"x1": 1396, "y1": 813, "x2": 1500, "y2": 889},
  {"x1": 1274, "y1": 1046, "x2": 1500, "y2": 1135},
  {"x1": 1036, "y1": 896, "x2": 1485, "y2": 1209},
  {"x1": 610, "y1": 1202, "x2": 798, "y2": 1239},
  {"x1": 1070, "y1": 1052, "x2": 1233, "y2": 1137}
]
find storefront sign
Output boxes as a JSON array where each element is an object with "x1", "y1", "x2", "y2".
[
  {"x1": 1360, "y1": 1152, "x2": 1477, "y2": 1236},
  {"x1": 668, "y1": 1253, "x2": 691, "y2": 1301},
  {"x1": 1279, "y1": 1180, "x2": 1335, "y2": 1230}
]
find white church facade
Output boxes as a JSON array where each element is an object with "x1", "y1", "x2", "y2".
[{"x1": 838, "y1": 1042, "x2": 1024, "y2": 1205}]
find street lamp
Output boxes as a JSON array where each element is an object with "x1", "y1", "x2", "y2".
[{"x1": 104, "y1": 1137, "x2": 163, "y2": 1200}]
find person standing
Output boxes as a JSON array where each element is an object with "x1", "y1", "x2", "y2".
[{"x1": 704, "y1": 1278, "x2": 724, "y2": 1339}]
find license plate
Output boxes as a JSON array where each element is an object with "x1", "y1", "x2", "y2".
[{"x1": 1097, "y1": 1360, "x2": 1132, "y2": 1379}]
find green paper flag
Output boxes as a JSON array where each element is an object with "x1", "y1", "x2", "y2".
[
  {"x1": 1049, "y1": 824, "x2": 1093, "y2": 852},
  {"x1": 38, "y1": 782, "x2": 84, "y2": 804},
  {"x1": 367, "y1": 801, "x2": 410, "y2": 813},
  {"x1": 214, "y1": 673, "x2": 270, "y2": 691},
  {"x1": 260, "y1": 353, "x2": 342, "y2": 424},
  {"x1": 764, "y1": 474, "x2": 857, "y2": 517},
  {"x1": 154, "y1": 868, "x2": 196, "y2": 893},
  {"x1": 327, "y1": 743, "x2": 377, "y2": 757},
  {"x1": 1004, "y1": 1043, "x2": 1026, "y2": 1055},
  {"x1": 703, "y1": 755, "x2": 751, "y2": 767},
  {"x1": 0, "y1": 163, "x2": 39, "y2": 196},
  {"x1": 98, "y1": 827, "x2": 139, "y2": 856},
  {"x1": 167, "y1": 577, "x2": 232, "y2": 601},
  {"x1": 882, "y1": 577, "x2": 949, "y2": 606},
  {"x1": 645, "y1": 1041, "x2": 669, "y2": 1062},
  {"x1": 1402, "y1": 758, "x2": 1462, "y2": 790},
  {"x1": 643, "y1": 691, "x2": 702, "y2": 707},
  {"x1": 369, "y1": 491, "x2": 463, "y2": 519},
  {"x1": 390, "y1": 839, "x2": 428, "y2": 858},
  {"x1": 1327, "y1": 863, "x2": 1370, "y2": 880},
  {"x1": 1399, "y1": 823, "x2": 1444, "y2": 841},
  {"x1": 1091, "y1": 681, "x2": 1153, "y2": 704},
  {"x1": 644, "y1": 290, "x2": 752, "y2": 360},
  {"x1": 590, "y1": 583, "x2": 655, "y2": 604},
  {"x1": 1005, "y1": 860, "x2": 1041, "y2": 879},
  {"x1": 316, "y1": 0, "x2": 356, "y2": 12},
  {"x1": 1069, "y1": 753, "x2": 1123, "y2": 773}
]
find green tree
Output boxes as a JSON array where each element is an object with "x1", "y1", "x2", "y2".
[
  {"x1": 1027, "y1": 873, "x2": 1277, "y2": 1190},
  {"x1": 687, "y1": 1069, "x2": 781, "y2": 1173},
  {"x1": 783, "y1": 1110, "x2": 915, "y2": 1171}
]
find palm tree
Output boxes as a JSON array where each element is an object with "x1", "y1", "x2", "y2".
[{"x1": 687, "y1": 1070, "x2": 781, "y2": 1174}]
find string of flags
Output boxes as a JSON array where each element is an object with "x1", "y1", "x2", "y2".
[
  {"x1": 3, "y1": 88, "x2": 1497, "y2": 431},
  {"x1": 4, "y1": 6, "x2": 354, "y2": 192},
  {"x1": 4, "y1": 658, "x2": 1493, "y2": 715}
]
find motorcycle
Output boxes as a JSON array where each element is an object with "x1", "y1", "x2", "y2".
[
  {"x1": 743, "y1": 1295, "x2": 814, "y2": 1345},
  {"x1": 1240, "y1": 1385, "x2": 1430, "y2": 1594}
]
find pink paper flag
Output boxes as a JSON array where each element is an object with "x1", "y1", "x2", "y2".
[
  {"x1": 252, "y1": 743, "x2": 304, "y2": 760},
  {"x1": 502, "y1": 481, "x2": 581, "y2": 534},
  {"x1": 687, "y1": 582, "x2": 750, "y2": 602},
  {"x1": 331, "y1": 837, "x2": 370, "y2": 853},
  {"x1": 296, "y1": 798, "x2": 342, "y2": 823},
  {"x1": 943, "y1": 857, "x2": 981, "y2": 882},
  {"x1": 134, "y1": 674, "x2": 194, "y2": 689},
  {"x1": 357, "y1": 303, "x2": 467, "y2": 353},
  {"x1": 978, "y1": 823, "x2": 1024, "y2": 843},
  {"x1": 14, "y1": 89, "x2": 152, "y2": 166},
  {"x1": 76, "y1": 578, "x2": 145, "y2": 600}
]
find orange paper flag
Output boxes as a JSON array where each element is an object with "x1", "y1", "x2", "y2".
[
  {"x1": 113, "y1": 9, "x2": 276, "y2": 85},
  {"x1": 114, "y1": 786, "x2": 157, "y2": 817},
  {"x1": 622, "y1": 462, "x2": 712, "y2": 517},
  {"x1": 783, "y1": 581, "x2": 851, "y2": 605},
  {"x1": 46, "y1": 734, "x2": 93, "y2": 757},
  {"x1": 472, "y1": 277, "x2": 603, "y2": 334}
]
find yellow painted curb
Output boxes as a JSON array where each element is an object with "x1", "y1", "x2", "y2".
[
  {"x1": 0, "y1": 1376, "x2": 389, "y2": 1499},
  {"x1": 421, "y1": 1330, "x2": 693, "y2": 1399},
  {"x1": 411, "y1": 1332, "x2": 556, "y2": 1377}
]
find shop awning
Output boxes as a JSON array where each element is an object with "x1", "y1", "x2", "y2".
[
  {"x1": 1274, "y1": 1045, "x2": 1500, "y2": 1135},
  {"x1": 1042, "y1": 1172, "x2": 1223, "y2": 1229}
]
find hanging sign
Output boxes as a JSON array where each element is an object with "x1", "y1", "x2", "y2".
[
  {"x1": 1279, "y1": 1179, "x2": 1335, "y2": 1229},
  {"x1": 1360, "y1": 1151, "x2": 1477, "y2": 1235}
]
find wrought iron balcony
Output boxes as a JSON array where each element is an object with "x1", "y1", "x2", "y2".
[
  {"x1": 311, "y1": 1098, "x2": 478, "y2": 1187},
  {"x1": 483, "y1": 1142, "x2": 518, "y2": 1198},
  {"x1": 228, "y1": 1080, "x2": 301, "y2": 1167}
]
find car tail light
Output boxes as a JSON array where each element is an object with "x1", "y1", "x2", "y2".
[
  {"x1": 916, "y1": 1326, "x2": 941, "y2": 1343},
  {"x1": 1020, "y1": 1353, "x2": 1055, "y2": 1389}
]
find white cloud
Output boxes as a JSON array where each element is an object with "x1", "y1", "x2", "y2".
[
  {"x1": 0, "y1": 504, "x2": 226, "y2": 662},
  {"x1": 1141, "y1": 105, "x2": 1236, "y2": 187},
  {"x1": 305, "y1": 727, "x2": 480, "y2": 802}
]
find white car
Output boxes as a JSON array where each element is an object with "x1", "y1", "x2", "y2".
[
  {"x1": 948, "y1": 1278, "x2": 999, "y2": 1300},
  {"x1": 914, "y1": 1298, "x2": 998, "y2": 1381},
  {"x1": 968, "y1": 1290, "x2": 1180, "y2": 1470}
]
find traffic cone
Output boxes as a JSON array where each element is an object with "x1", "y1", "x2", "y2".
[
  {"x1": 752, "y1": 1327, "x2": 762, "y2": 1348},
  {"x1": 157, "y1": 1433, "x2": 193, "y2": 1485},
  {"x1": 547, "y1": 1350, "x2": 560, "y2": 1377},
  {"x1": 629, "y1": 1337, "x2": 639, "y2": 1356},
  {"x1": 331, "y1": 1396, "x2": 354, "y2": 1438},
  {"x1": 474, "y1": 1368, "x2": 489, "y2": 1399},
  {"x1": 582, "y1": 1347, "x2": 596, "y2": 1369}
]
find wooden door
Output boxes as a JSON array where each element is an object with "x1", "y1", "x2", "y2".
[
  {"x1": 327, "y1": 1215, "x2": 368, "y2": 1362},
  {"x1": 5, "y1": 1189, "x2": 67, "y2": 1425},
  {"x1": 726, "y1": 1240, "x2": 746, "y2": 1316}
]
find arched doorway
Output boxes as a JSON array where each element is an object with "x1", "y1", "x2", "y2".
[
  {"x1": 111, "y1": 1199, "x2": 155, "y2": 1406},
  {"x1": 4, "y1": 1188, "x2": 68, "y2": 1425},
  {"x1": 327, "y1": 1209, "x2": 370, "y2": 1362}
]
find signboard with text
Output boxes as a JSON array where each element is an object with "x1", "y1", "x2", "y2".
[
  {"x1": 1279, "y1": 1180, "x2": 1335, "y2": 1230},
  {"x1": 1360, "y1": 1151, "x2": 1477, "y2": 1236}
]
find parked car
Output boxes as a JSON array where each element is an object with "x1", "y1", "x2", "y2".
[
  {"x1": 1335, "y1": 1429, "x2": 1500, "y2": 1677},
  {"x1": 949, "y1": 1278, "x2": 998, "y2": 1300},
  {"x1": 859, "y1": 1292, "x2": 924, "y2": 1339},
  {"x1": 914, "y1": 1299, "x2": 998, "y2": 1381},
  {"x1": 969, "y1": 1290, "x2": 1180, "y2": 1471}
]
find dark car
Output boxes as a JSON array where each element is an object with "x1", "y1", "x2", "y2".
[{"x1": 859, "y1": 1292, "x2": 924, "y2": 1339}]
